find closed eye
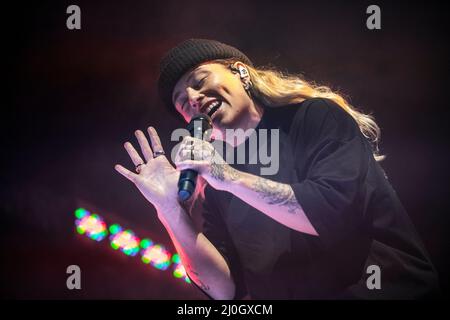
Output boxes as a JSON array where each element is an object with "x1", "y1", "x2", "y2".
[{"x1": 193, "y1": 76, "x2": 207, "y2": 90}]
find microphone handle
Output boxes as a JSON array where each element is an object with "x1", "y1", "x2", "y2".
[
  {"x1": 177, "y1": 114, "x2": 212, "y2": 202},
  {"x1": 178, "y1": 169, "x2": 198, "y2": 201}
]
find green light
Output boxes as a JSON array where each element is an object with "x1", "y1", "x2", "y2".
[
  {"x1": 172, "y1": 253, "x2": 180, "y2": 264},
  {"x1": 109, "y1": 224, "x2": 121, "y2": 235},
  {"x1": 111, "y1": 242, "x2": 119, "y2": 250},
  {"x1": 173, "y1": 270, "x2": 183, "y2": 278},
  {"x1": 76, "y1": 226, "x2": 85, "y2": 234},
  {"x1": 74, "y1": 208, "x2": 88, "y2": 219},
  {"x1": 140, "y1": 238, "x2": 153, "y2": 249}
]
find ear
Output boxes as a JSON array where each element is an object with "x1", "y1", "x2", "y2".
[
  {"x1": 231, "y1": 61, "x2": 250, "y2": 80},
  {"x1": 230, "y1": 62, "x2": 252, "y2": 94}
]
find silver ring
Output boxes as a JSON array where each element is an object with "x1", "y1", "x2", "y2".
[
  {"x1": 153, "y1": 150, "x2": 165, "y2": 158},
  {"x1": 135, "y1": 163, "x2": 144, "y2": 173}
]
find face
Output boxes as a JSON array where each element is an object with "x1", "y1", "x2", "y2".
[{"x1": 172, "y1": 62, "x2": 254, "y2": 135}]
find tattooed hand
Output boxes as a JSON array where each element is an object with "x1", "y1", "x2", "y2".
[{"x1": 174, "y1": 136, "x2": 241, "y2": 191}]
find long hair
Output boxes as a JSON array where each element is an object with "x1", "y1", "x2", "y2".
[{"x1": 214, "y1": 58, "x2": 385, "y2": 161}]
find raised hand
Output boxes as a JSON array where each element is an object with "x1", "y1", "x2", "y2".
[{"x1": 115, "y1": 126, "x2": 180, "y2": 211}]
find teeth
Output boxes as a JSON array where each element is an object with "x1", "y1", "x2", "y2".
[{"x1": 205, "y1": 101, "x2": 220, "y2": 114}]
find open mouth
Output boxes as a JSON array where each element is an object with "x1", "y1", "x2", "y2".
[{"x1": 205, "y1": 100, "x2": 222, "y2": 118}]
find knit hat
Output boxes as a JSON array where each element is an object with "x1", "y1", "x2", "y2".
[{"x1": 157, "y1": 38, "x2": 253, "y2": 115}]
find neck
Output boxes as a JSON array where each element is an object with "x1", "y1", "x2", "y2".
[{"x1": 227, "y1": 101, "x2": 265, "y2": 147}]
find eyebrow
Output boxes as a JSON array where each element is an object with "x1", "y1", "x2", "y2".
[{"x1": 172, "y1": 70, "x2": 209, "y2": 104}]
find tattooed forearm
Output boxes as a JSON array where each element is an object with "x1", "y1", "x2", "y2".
[
  {"x1": 210, "y1": 164, "x2": 240, "y2": 182},
  {"x1": 210, "y1": 163, "x2": 225, "y2": 181},
  {"x1": 253, "y1": 177, "x2": 300, "y2": 214},
  {"x1": 198, "y1": 280, "x2": 211, "y2": 291},
  {"x1": 186, "y1": 268, "x2": 210, "y2": 291},
  {"x1": 226, "y1": 165, "x2": 240, "y2": 181}
]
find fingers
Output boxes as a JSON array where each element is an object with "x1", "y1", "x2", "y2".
[
  {"x1": 115, "y1": 164, "x2": 137, "y2": 182},
  {"x1": 124, "y1": 142, "x2": 144, "y2": 166},
  {"x1": 175, "y1": 159, "x2": 204, "y2": 171},
  {"x1": 148, "y1": 126, "x2": 165, "y2": 154},
  {"x1": 178, "y1": 148, "x2": 194, "y2": 161},
  {"x1": 175, "y1": 139, "x2": 195, "y2": 163},
  {"x1": 182, "y1": 136, "x2": 212, "y2": 151},
  {"x1": 117, "y1": 127, "x2": 164, "y2": 181},
  {"x1": 179, "y1": 137, "x2": 197, "y2": 157},
  {"x1": 182, "y1": 136, "x2": 196, "y2": 147},
  {"x1": 135, "y1": 130, "x2": 153, "y2": 162},
  {"x1": 178, "y1": 148, "x2": 211, "y2": 161}
]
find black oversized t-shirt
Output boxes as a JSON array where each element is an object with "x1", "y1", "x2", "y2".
[{"x1": 197, "y1": 98, "x2": 439, "y2": 299}]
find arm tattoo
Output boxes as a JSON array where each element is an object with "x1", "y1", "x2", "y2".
[
  {"x1": 198, "y1": 280, "x2": 211, "y2": 292},
  {"x1": 210, "y1": 163, "x2": 225, "y2": 181},
  {"x1": 187, "y1": 268, "x2": 210, "y2": 291},
  {"x1": 253, "y1": 177, "x2": 300, "y2": 214},
  {"x1": 226, "y1": 165, "x2": 240, "y2": 181},
  {"x1": 210, "y1": 164, "x2": 240, "y2": 182}
]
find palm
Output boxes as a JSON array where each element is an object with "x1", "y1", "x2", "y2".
[
  {"x1": 135, "y1": 156, "x2": 179, "y2": 204},
  {"x1": 115, "y1": 126, "x2": 180, "y2": 210}
]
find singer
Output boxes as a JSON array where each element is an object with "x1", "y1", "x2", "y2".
[{"x1": 115, "y1": 39, "x2": 439, "y2": 299}]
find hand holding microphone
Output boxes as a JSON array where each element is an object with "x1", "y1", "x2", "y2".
[
  {"x1": 177, "y1": 114, "x2": 213, "y2": 201},
  {"x1": 175, "y1": 114, "x2": 237, "y2": 198}
]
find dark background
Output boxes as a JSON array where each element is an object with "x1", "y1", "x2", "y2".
[{"x1": 2, "y1": 0, "x2": 449, "y2": 299}]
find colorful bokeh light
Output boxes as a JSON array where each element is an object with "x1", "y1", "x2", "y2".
[
  {"x1": 141, "y1": 244, "x2": 171, "y2": 270},
  {"x1": 172, "y1": 254, "x2": 191, "y2": 283},
  {"x1": 109, "y1": 223, "x2": 122, "y2": 235},
  {"x1": 109, "y1": 225, "x2": 140, "y2": 256},
  {"x1": 74, "y1": 208, "x2": 108, "y2": 241},
  {"x1": 73, "y1": 208, "x2": 190, "y2": 284}
]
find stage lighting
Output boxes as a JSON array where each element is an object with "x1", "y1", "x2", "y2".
[
  {"x1": 74, "y1": 208, "x2": 108, "y2": 241},
  {"x1": 73, "y1": 208, "x2": 190, "y2": 284},
  {"x1": 109, "y1": 224, "x2": 140, "y2": 256},
  {"x1": 141, "y1": 242, "x2": 172, "y2": 270},
  {"x1": 172, "y1": 254, "x2": 191, "y2": 283}
]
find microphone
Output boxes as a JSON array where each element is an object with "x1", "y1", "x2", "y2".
[{"x1": 178, "y1": 114, "x2": 213, "y2": 201}]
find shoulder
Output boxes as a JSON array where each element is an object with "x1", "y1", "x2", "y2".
[
  {"x1": 288, "y1": 98, "x2": 362, "y2": 142},
  {"x1": 292, "y1": 98, "x2": 354, "y2": 124},
  {"x1": 260, "y1": 98, "x2": 340, "y2": 132}
]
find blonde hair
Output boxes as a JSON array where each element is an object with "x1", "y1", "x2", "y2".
[{"x1": 214, "y1": 59, "x2": 385, "y2": 161}]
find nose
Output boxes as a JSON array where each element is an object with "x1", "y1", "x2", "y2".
[{"x1": 186, "y1": 87, "x2": 204, "y2": 112}]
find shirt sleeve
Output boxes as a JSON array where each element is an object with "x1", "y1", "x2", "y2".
[
  {"x1": 289, "y1": 98, "x2": 371, "y2": 248},
  {"x1": 196, "y1": 184, "x2": 248, "y2": 300}
]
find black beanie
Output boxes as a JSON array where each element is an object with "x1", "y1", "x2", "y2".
[{"x1": 157, "y1": 38, "x2": 253, "y2": 115}]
